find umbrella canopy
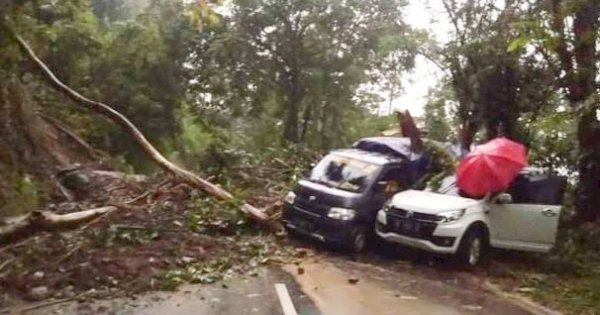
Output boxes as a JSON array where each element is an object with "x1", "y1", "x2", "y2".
[{"x1": 457, "y1": 137, "x2": 528, "y2": 198}]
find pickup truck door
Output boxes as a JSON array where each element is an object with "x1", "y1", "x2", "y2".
[{"x1": 488, "y1": 202, "x2": 561, "y2": 252}]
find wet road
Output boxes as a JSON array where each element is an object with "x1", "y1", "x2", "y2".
[
  {"x1": 288, "y1": 254, "x2": 544, "y2": 315},
  {"x1": 21, "y1": 250, "x2": 558, "y2": 315}
]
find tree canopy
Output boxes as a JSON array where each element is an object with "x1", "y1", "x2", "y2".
[{"x1": 1, "y1": 0, "x2": 599, "y2": 221}]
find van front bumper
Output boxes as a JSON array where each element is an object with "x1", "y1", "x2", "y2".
[
  {"x1": 282, "y1": 203, "x2": 359, "y2": 246},
  {"x1": 375, "y1": 210, "x2": 460, "y2": 254}
]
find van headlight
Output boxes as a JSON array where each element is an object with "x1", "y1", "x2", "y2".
[
  {"x1": 328, "y1": 207, "x2": 356, "y2": 220},
  {"x1": 382, "y1": 201, "x2": 391, "y2": 212},
  {"x1": 284, "y1": 191, "x2": 296, "y2": 204},
  {"x1": 436, "y1": 209, "x2": 466, "y2": 223}
]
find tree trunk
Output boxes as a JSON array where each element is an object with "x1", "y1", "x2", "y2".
[
  {"x1": 566, "y1": 1, "x2": 600, "y2": 222},
  {"x1": 300, "y1": 101, "x2": 313, "y2": 142},
  {"x1": 284, "y1": 92, "x2": 301, "y2": 143},
  {"x1": 576, "y1": 106, "x2": 600, "y2": 222},
  {"x1": 458, "y1": 121, "x2": 477, "y2": 152},
  {"x1": 11, "y1": 33, "x2": 276, "y2": 228}
]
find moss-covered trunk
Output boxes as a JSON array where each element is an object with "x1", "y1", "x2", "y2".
[{"x1": 0, "y1": 79, "x2": 89, "y2": 217}]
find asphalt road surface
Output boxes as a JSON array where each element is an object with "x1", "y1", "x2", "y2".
[{"x1": 21, "y1": 249, "x2": 559, "y2": 315}]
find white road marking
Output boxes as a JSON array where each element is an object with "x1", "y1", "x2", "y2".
[{"x1": 275, "y1": 283, "x2": 298, "y2": 315}]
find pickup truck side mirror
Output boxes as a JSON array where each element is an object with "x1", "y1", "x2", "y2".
[{"x1": 496, "y1": 193, "x2": 513, "y2": 204}]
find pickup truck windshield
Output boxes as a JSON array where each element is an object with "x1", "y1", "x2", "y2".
[{"x1": 309, "y1": 154, "x2": 380, "y2": 193}]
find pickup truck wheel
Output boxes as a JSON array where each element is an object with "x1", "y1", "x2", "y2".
[
  {"x1": 346, "y1": 227, "x2": 367, "y2": 253},
  {"x1": 455, "y1": 227, "x2": 486, "y2": 269}
]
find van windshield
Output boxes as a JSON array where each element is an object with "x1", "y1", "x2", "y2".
[
  {"x1": 309, "y1": 154, "x2": 380, "y2": 192},
  {"x1": 438, "y1": 175, "x2": 460, "y2": 196}
]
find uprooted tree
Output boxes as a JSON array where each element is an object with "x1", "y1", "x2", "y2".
[{"x1": 0, "y1": 30, "x2": 279, "y2": 242}]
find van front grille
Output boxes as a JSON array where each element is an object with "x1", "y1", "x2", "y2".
[{"x1": 294, "y1": 199, "x2": 329, "y2": 216}]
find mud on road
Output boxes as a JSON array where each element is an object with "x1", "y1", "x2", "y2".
[{"x1": 14, "y1": 246, "x2": 560, "y2": 315}]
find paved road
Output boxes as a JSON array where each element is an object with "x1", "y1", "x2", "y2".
[{"x1": 22, "y1": 250, "x2": 558, "y2": 315}]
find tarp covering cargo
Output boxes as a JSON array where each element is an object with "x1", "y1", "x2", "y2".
[
  {"x1": 352, "y1": 137, "x2": 431, "y2": 184},
  {"x1": 353, "y1": 137, "x2": 416, "y2": 160}
]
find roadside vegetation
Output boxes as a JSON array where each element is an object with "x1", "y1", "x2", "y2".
[{"x1": 1, "y1": 0, "x2": 599, "y2": 313}]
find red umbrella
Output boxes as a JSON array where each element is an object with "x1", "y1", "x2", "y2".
[{"x1": 457, "y1": 137, "x2": 528, "y2": 198}]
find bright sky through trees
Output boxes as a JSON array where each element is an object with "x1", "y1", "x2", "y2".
[{"x1": 383, "y1": 0, "x2": 448, "y2": 117}]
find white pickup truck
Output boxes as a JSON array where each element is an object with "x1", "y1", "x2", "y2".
[{"x1": 375, "y1": 168, "x2": 566, "y2": 268}]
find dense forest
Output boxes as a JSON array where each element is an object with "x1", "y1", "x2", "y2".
[
  {"x1": 2, "y1": 0, "x2": 598, "y2": 220},
  {"x1": 1, "y1": 0, "x2": 599, "y2": 312},
  {"x1": 0, "y1": 0, "x2": 418, "y2": 213}
]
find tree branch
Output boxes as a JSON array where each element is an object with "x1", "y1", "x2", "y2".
[
  {"x1": 39, "y1": 112, "x2": 105, "y2": 160},
  {"x1": 550, "y1": 0, "x2": 574, "y2": 78},
  {"x1": 442, "y1": 0, "x2": 467, "y2": 46},
  {"x1": 417, "y1": 49, "x2": 452, "y2": 76},
  {"x1": 0, "y1": 206, "x2": 117, "y2": 244}
]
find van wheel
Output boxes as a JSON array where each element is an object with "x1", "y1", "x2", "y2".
[
  {"x1": 455, "y1": 227, "x2": 486, "y2": 269},
  {"x1": 346, "y1": 227, "x2": 368, "y2": 253},
  {"x1": 284, "y1": 225, "x2": 300, "y2": 239}
]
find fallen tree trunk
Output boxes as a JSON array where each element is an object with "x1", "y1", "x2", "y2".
[
  {"x1": 0, "y1": 206, "x2": 117, "y2": 244},
  {"x1": 11, "y1": 32, "x2": 275, "y2": 229}
]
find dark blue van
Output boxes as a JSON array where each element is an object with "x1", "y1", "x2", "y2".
[{"x1": 282, "y1": 137, "x2": 431, "y2": 252}]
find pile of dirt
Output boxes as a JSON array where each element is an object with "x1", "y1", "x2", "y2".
[{"x1": 0, "y1": 169, "x2": 294, "y2": 309}]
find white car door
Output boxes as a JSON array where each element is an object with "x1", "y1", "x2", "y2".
[
  {"x1": 489, "y1": 202, "x2": 561, "y2": 252},
  {"x1": 488, "y1": 173, "x2": 565, "y2": 253}
]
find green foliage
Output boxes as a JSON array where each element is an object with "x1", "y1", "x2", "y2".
[
  {"x1": 519, "y1": 222, "x2": 600, "y2": 314},
  {"x1": 440, "y1": 0, "x2": 557, "y2": 143},
  {"x1": 188, "y1": 0, "x2": 419, "y2": 147},
  {"x1": 418, "y1": 139, "x2": 457, "y2": 191},
  {"x1": 508, "y1": 0, "x2": 600, "y2": 221},
  {"x1": 163, "y1": 103, "x2": 217, "y2": 169},
  {"x1": 524, "y1": 106, "x2": 577, "y2": 175},
  {"x1": 0, "y1": 173, "x2": 44, "y2": 217},
  {"x1": 161, "y1": 255, "x2": 238, "y2": 288},
  {"x1": 161, "y1": 234, "x2": 283, "y2": 290},
  {"x1": 187, "y1": 197, "x2": 250, "y2": 235},
  {"x1": 1, "y1": 0, "x2": 197, "y2": 172},
  {"x1": 506, "y1": 36, "x2": 530, "y2": 52},
  {"x1": 423, "y1": 84, "x2": 453, "y2": 143},
  {"x1": 2, "y1": 0, "x2": 421, "y2": 179}
]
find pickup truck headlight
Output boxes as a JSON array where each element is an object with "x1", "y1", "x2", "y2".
[
  {"x1": 328, "y1": 207, "x2": 356, "y2": 220},
  {"x1": 436, "y1": 209, "x2": 466, "y2": 223},
  {"x1": 284, "y1": 191, "x2": 296, "y2": 204}
]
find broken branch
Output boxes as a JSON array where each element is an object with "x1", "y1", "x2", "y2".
[
  {"x1": 396, "y1": 110, "x2": 424, "y2": 154},
  {"x1": 0, "y1": 206, "x2": 117, "y2": 244}
]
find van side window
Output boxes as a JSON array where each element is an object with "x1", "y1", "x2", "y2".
[
  {"x1": 379, "y1": 166, "x2": 408, "y2": 197},
  {"x1": 381, "y1": 166, "x2": 408, "y2": 181}
]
